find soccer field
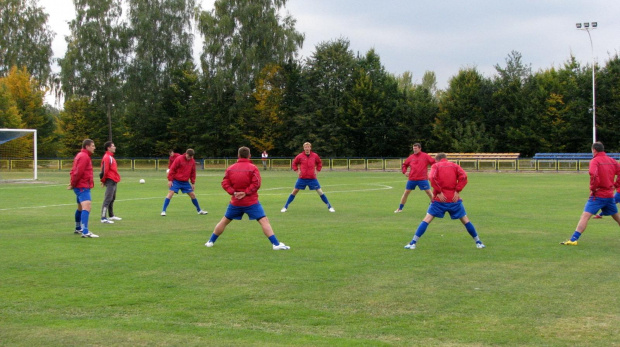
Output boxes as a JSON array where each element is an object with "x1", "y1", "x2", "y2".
[{"x1": 1, "y1": 170, "x2": 619, "y2": 346}]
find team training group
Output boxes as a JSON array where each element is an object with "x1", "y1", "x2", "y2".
[{"x1": 68, "y1": 140, "x2": 620, "y2": 249}]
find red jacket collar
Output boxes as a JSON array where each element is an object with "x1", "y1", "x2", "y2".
[{"x1": 80, "y1": 148, "x2": 92, "y2": 157}]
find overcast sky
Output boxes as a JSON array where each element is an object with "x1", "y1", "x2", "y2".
[{"x1": 40, "y1": 0, "x2": 619, "y2": 99}]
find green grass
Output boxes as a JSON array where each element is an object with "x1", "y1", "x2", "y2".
[{"x1": 1, "y1": 170, "x2": 620, "y2": 346}]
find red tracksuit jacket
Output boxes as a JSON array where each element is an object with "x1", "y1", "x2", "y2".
[
  {"x1": 402, "y1": 152, "x2": 435, "y2": 181},
  {"x1": 168, "y1": 155, "x2": 196, "y2": 184},
  {"x1": 222, "y1": 158, "x2": 261, "y2": 207},
  {"x1": 429, "y1": 158, "x2": 468, "y2": 202},
  {"x1": 589, "y1": 151, "x2": 620, "y2": 198},
  {"x1": 70, "y1": 149, "x2": 94, "y2": 189},
  {"x1": 292, "y1": 151, "x2": 322, "y2": 179}
]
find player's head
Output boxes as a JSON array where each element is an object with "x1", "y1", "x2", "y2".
[
  {"x1": 592, "y1": 142, "x2": 604, "y2": 153},
  {"x1": 82, "y1": 139, "x2": 94, "y2": 149},
  {"x1": 435, "y1": 153, "x2": 447, "y2": 161},
  {"x1": 303, "y1": 142, "x2": 312, "y2": 154},
  {"x1": 104, "y1": 141, "x2": 115, "y2": 152},
  {"x1": 413, "y1": 143, "x2": 421, "y2": 153},
  {"x1": 82, "y1": 139, "x2": 95, "y2": 153},
  {"x1": 169, "y1": 149, "x2": 176, "y2": 155},
  {"x1": 185, "y1": 149, "x2": 195, "y2": 159},
  {"x1": 238, "y1": 146, "x2": 250, "y2": 159}
]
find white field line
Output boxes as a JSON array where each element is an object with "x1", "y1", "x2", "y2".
[{"x1": 0, "y1": 183, "x2": 395, "y2": 211}]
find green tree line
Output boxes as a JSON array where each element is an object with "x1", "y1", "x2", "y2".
[{"x1": 1, "y1": 0, "x2": 619, "y2": 158}]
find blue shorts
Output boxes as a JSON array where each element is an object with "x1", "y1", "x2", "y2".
[
  {"x1": 615, "y1": 192, "x2": 620, "y2": 204},
  {"x1": 585, "y1": 196, "x2": 618, "y2": 216},
  {"x1": 170, "y1": 180, "x2": 193, "y2": 194},
  {"x1": 427, "y1": 201, "x2": 467, "y2": 219},
  {"x1": 295, "y1": 178, "x2": 321, "y2": 190},
  {"x1": 73, "y1": 188, "x2": 92, "y2": 203},
  {"x1": 406, "y1": 180, "x2": 430, "y2": 191},
  {"x1": 224, "y1": 203, "x2": 266, "y2": 220}
]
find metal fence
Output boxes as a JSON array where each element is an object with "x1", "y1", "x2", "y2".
[{"x1": 0, "y1": 157, "x2": 600, "y2": 173}]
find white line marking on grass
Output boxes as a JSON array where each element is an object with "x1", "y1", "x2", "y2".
[{"x1": 0, "y1": 183, "x2": 394, "y2": 211}]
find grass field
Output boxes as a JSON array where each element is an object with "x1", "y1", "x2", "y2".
[{"x1": 1, "y1": 170, "x2": 619, "y2": 346}]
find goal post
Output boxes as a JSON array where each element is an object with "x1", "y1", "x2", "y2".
[{"x1": 0, "y1": 128, "x2": 37, "y2": 181}]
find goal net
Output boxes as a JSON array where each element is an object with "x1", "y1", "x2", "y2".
[{"x1": 0, "y1": 129, "x2": 37, "y2": 181}]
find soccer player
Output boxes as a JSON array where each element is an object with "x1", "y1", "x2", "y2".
[
  {"x1": 280, "y1": 142, "x2": 335, "y2": 213},
  {"x1": 167, "y1": 149, "x2": 181, "y2": 173},
  {"x1": 561, "y1": 142, "x2": 620, "y2": 245},
  {"x1": 394, "y1": 143, "x2": 435, "y2": 213},
  {"x1": 161, "y1": 148, "x2": 208, "y2": 216},
  {"x1": 68, "y1": 139, "x2": 98, "y2": 238},
  {"x1": 205, "y1": 147, "x2": 290, "y2": 250},
  {"x1": 100, "y1": 141, "x2": 122, "y2": 224},
  {"x1": 404, "y1": 153, "x2": 485, "y2": 249}
]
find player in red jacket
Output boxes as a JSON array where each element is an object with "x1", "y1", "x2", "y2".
[
  {"x1": 281, "y1": 142, "x2": 334, "y2": 213},
  {"x1": 394, "y1": 143, "x2": 435, "y2": 213},
  {"x1": 100, "y1": 141, "x2": 122, "y2": 224},
  {"x1": 404, "y1": 153, "x2": 485, "y2": 250},
  {"x1": 160, "y1": 149, "x2": 207, "y2": 216},
  {"x1": 561, "y1": 142, "x2": 620, "y2": 245},
  {"x1": 205, "y1": 147, "x2": 290, "y2": 250},
  {"x1": 68, "y1": 139, "x2": 98, "y2": 238}
]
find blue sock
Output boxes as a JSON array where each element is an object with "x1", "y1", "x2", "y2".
[
  {"x1": 571, "y1": 231, "x2": 582, "y2": 242},
  {"x1": 162, "y1": 198, "x2": 170, "y2": 212},
  {"x1": 320, "y1": 194, "x2": 332, "y2": 208},
  {"x1": 411, "y1": 221, "x2": 429, "y2": 244},
  {"x1": 191, "y1": 198, "x2": 201, "y2": 211},
  {"x1": 464, "y1": 222, "x2": 481, "y2": 242},
  {"x1": 268, "y1": 235, "x2": 280, "y2": 246},
  {"x1": 399, "y1": 204, "x2": 404, "y2": 210},
  {"x1": 208, "y1": 233, "x2": 219, "y2": 243},
  {"x1": 75, "y1": 210, "x2": 82, "y2": 229},
  {"x1": 285, "y1": 194, "x2": 295, "y2": 208},
  {"x1": 81, "y1": 210, "x2": 90, "y2": 233}
]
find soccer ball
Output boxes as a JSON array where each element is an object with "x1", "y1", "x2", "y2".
[{"x1": 139, "y1": 179, "x2": 145, "y2": 184}]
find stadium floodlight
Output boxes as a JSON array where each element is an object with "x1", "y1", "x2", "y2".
[
  {"x1": 0, "y1": 129, "x2": 38, "y2": 181},
  {"x1": 575, "y1": 21, "x2": 598, "y2": 143}
]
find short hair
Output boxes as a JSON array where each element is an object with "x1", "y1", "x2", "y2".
[
  {"x1": 185, "y1": 148, "x2": 195, "y2": 157},
  {"x1": 413, "y1": 143, "x2": 421, "y2": 148},
  {"x1": 238, "y1": 146, "x2": 250, "y2": 158},
  {"x1": 592, "y1": 142, "x2": 604, "y2": 152},
  {"x1": 104, "y1": 141, "x2": 114, "y2": 151},
  {"x1": 303, "y1": 142, "x2": 312, "y2": 147},
  {"x1": 82, "y1": 139, "x2": 94, "y2": 149},
  {"x1": 435, "y1": 153, "x2": 447, "y2": 161}
]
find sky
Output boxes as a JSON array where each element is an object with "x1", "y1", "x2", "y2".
[{"x1": 39, "y1": 0, "x2": 620, "y2": 103}]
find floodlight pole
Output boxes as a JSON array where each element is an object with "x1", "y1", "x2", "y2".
[{"x1": 576, "y1": 22, "x2": 597, "y2": 143}]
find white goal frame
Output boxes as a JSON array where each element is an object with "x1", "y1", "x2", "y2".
[{"x1": 0, "y1": 128, "x2": 38, "y2": 180}]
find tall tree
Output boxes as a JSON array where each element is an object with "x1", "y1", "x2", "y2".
[
  {"x1": 0, "y1": 80, "x2": 23, "y2": 128},
  {"x1": 123, "y1": 0, "x2": 196, "y2": 155},
  {"x1": 0, "y1": 0, "x2": 54, "y2": 85},
  {"x1": 2, "y1": 66, "x2": 58, "y2": 155},
  {"x1": 196, "y1": 0, "x2": 304, "y2": 99},
  {"x1": 435, "y1": 68, "x2": 495, "y2": 152},
  {"x1": 491, "y1": 51, "x2": 532, "y2": 152},
  {"x1": 301, "y1": 38, "x2": 356, "y2": 156},
  {"x1": 59, "y1": 0, "x2": 129, "y2": 141}
]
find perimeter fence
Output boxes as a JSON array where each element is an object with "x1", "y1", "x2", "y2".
[{"x1": 2, "y1": 156, "x2": 611, "y2": 173}]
